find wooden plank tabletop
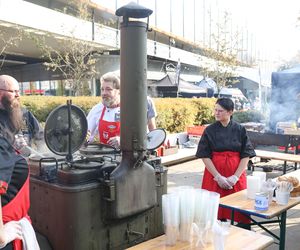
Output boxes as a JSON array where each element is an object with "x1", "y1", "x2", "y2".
[
  {"x1": 255, "y1": 149, "x2": 300, "y2": 163},
  {"x1": 127, "y1": 226, "x2": 273, "y2": 250},
  {"x1": 281, "y1": 169, "x2": 300, "y2": 179},
  {"x1": 161, "y1": 147, "x2": 197, "y2": 166},
  {"x1": 220, "y1": 190, "x2": 300, "y2": 219}
]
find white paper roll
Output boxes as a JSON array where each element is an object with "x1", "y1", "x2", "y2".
[
  {"x1": 247, "y1": 176, "x2": 261, "y2": 199},
  {"x1": 253, "y1": 171, "x2": 266, "y2": 191}
]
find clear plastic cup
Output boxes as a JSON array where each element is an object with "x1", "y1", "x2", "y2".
[
  {"x1": 276, "y1": 191, "x2": 290, "y2": 205},
  {"x1": 162, "y1": 193, "x2": 180, "y2": 245}
]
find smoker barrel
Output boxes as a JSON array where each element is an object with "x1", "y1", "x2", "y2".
[
  {"x1": 29, "y1": 3, "x2": 167, "y2": 250},
  {"x1": 107, "y1": 2, "x2": 156, "y2": 219}
]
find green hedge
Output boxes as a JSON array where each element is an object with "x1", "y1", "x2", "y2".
[
  {"x1": 233, "y1": 110, "x2": 265, "y2": 123},
  {"x1": 21, "y1": 96, "x2": 216, "y2": 133},
  {"x1": 21, "y1": 96, "x2": 265, "y2": 133}
]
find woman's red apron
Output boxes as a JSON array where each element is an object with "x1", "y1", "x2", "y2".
[
  {"x1": 2, "y1": 173, "x2": 30, "y2": 250},
  {"x1": 98, "y1": 106, "x2": 120, "y2": 144},
  {"x1": 201, "y1": 151, "x2": 249, "y2": 223}
]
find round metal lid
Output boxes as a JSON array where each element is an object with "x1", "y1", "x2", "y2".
[
  {"x1": 44, "y1": 104, "x2": 87, "y2": 156},
  {"x1": 146, "y1": 128, "x2": 166, "y2": 151},
  {"x1": 29, "y1": 152, "x2": 65, "y2": 162},
  {"x1": 72, "y1": 160, "x2": 105, "y2": 170},
  {"x1": 80, "y1": 143, "x2": 120, "y2": 155}
]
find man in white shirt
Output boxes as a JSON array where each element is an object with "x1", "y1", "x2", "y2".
[{"x1": 87, "y1": 72, "x2": 157, "y2": 148}]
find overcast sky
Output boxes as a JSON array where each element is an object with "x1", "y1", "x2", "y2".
[
  {"x1": 92, "y1": 0, "x2": 300, "y2": 63},
  {"x1": 223, "y1": 0, "x2": 300, "y2": 61}
]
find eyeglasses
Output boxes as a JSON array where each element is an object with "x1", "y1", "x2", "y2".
[{"x1": 0, "y1": 88, "x2": 20, "y2": 94}]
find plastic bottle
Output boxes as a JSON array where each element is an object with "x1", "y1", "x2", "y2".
[
  {"x1": 166, "y1": 140, "x2": 170, "y2": 149},
  {"x1": 176, "y1": 138, "x2": 180, "y2": 148}
]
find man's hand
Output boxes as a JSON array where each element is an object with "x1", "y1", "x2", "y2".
[
  {"x1": 84, "y1": 130, "x2": 92, "y2": 146},
  {"x1": 0, "y1": 221, "x2": 23, "y2": 249},
  {"x1": 213, "y1": 174, "x2": 233, "y2": 190},
  {"x1": 107, "y1": 136, "x2": 120, "y2": 148},
  {"x1": 227, "y1": 175, "x2": 239, "y2": 186}
]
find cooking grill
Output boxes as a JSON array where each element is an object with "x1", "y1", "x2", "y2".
[{"x1": 28, "y1": 3, "x2": 167, "y2": 250}]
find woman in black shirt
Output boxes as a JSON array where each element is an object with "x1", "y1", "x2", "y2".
[{"x1": 196, "y1": 98, "x2": 255, "y2": 224}]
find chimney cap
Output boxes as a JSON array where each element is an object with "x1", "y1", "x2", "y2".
[{"x1": 115, "y1": 2, "x2": 153, "y2": 18}]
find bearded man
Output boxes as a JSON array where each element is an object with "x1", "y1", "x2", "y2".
[
  {"x1": 87, "y1": 72, "x2": 158, "y2": 148},
  {"x1": 0, "y1": 75, "x2": 40, "y2": 250},
  {"x1": 0, "y1": 75, "x2": 24, "y2": 143},
  {"x1": 87, "y1": 72, "x2": 121, "y2": 148}
]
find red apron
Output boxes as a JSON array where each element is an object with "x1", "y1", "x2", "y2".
[
  {"x1": 98, "y1": 106, "x2": 120, "y2": 144},
  {"x1": 201, "y1": 151, "x2": 249, "y2": 223},
  {"x1": 2, "y1": 173, "x2": 30, "y2": 250}
]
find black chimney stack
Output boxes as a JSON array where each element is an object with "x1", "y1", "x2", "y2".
[{"x1": 108, "y1": 2, "x2": 156, "y2": 219}]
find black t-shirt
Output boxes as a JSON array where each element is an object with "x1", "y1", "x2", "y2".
[
  {"x1": 0, "y1": 136, "x2": 28, "y2": 207},
  {"x1": 196, "y1": 120, "x2": 256, "y2": 159},
  {"x1": 21, "y1": 108, "x2": 43, "y2": 144}
]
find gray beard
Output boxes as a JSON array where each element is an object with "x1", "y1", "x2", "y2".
[
  {"x1": 1, "y1": 96, "x2": 23, "y2": 133},
  {"x1": 102, "y1": 98, "x2": 118, "y2": 108}
]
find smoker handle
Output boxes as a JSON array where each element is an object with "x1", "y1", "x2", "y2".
[
  {"x1": 39, "y1": 157, "x2": 58, "y2": 174},
  {"x1": 102, "y1": 184, "x2": 115, "y2": 201},
  {"x1": 155, "y1": 172, "x2": 164, "y2": 187},
  {"x1": 126, "y1": 229, "x2": 145, "y2": 243}
]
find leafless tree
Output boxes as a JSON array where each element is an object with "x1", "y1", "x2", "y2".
[
  {"x1": 28, "y1": 0, "x2": 102, "y2": 96},
  {"x1": 200, "y1": 11, "x2": 244, "y2": 90},
  {"x1": 0, "y1": 27, "x2": 23, "y2": 69}
]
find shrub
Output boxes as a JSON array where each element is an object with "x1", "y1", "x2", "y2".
[
  {"x1": 191, "y1": 98, "x2": 215, "y2": 125},
  {"x1": 154, "y1": 98, "x2": 198, "y2": 133},
  {"x1": 21, "y1": 96, "x2": 216, "y2": 133},
  {"x1": 233, "y1": 110, "x2": 265, "y2": 123},
  {"x1": 21, "y1": 96, "x2": 100, "y2": 122}
]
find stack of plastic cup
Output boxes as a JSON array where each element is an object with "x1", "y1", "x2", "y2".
[
  {"x1": 193, "y1": 189, "x2": 210, "y2": 247},
  {"x1": 162, "y1": 193, "x2": 180, "y2": 245},
  {"x1": 252, "y1": 171, "x2": 266, "y2": 191},
  {"x1": 178, "y1": 186, "x2": 195, "y2": 242}
]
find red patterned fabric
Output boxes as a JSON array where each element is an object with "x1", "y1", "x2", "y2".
[
  {"x1": 2, "y1": 174, "x2": 30, "y2": 250},
  {"x1": 0, "y1": 181, "x2": 8, "y2": 195},
  {"x1": 202, "y1": 151, "x2": 249, "y2": 223}
]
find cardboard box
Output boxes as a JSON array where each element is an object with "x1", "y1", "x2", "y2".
[
  {"x1": 187, "y1": 126, "x2": 206, "y2": 136},
  {"x1": 162, "y1": 146, "x2": 178, "y2": 156}
]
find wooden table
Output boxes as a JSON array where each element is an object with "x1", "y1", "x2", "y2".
[
  {"x1": 255, "y1": 150, "x2": 300, "y2": 164},
  {"x1": 219, "y1": 189, "x2": 300, "y2": 250},
  {"x1": 254, "y1": 149, "x2": 300, "y2": 174},
  {"x1": 127, "y1": 226, "x2": 273, "y2": 250}
]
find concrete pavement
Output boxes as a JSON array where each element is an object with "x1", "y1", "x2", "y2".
[{"x1": 167, "y1": 159, "x2": 300, "y2": 250}]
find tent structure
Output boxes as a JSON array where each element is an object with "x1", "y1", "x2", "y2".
[
  {"x1": 196, "y1": 78, "x2": 218, "y2": 97},
  {"x1": 269, "y1": 65, "x2": 300, "y2": 130},
  {"x1": 148, "y1": 73, "x2": 207, "y2": 98}
]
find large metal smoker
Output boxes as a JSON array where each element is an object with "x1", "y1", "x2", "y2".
[{"x1": 28, "y1": 3, "x2": 167, "y2": 250}]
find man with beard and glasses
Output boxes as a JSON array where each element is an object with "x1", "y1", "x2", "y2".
[
  {"x1": 0, "y1": 75, "x2": 40, "y2": 249},
  {"x1": 0, "y1": 75, "x2": 43, "y2": 153},
  {"x1": 87, "y1": 72, "x2": 157, "y2": 148},
  {"x1": 0, "y1": 75, "x2": 24, "y2": 144}
]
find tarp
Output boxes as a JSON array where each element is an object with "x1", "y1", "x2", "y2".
[
  {"x1": 196, "y1": 78, "x2": 217, "y2": 97},
  {"x1": 269, "y1": 66, "x2": 300, "y2": 130},
  {"x1": 149, "y1": 73, "x2": 207, "y2": 97},
  {"x1": 236, "y1": 67, "x2": 271, "y2": 87}
]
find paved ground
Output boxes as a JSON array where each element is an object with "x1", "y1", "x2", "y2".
[{"x1": 167, "y1": 159, "x2": 300, "y2": 250}]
